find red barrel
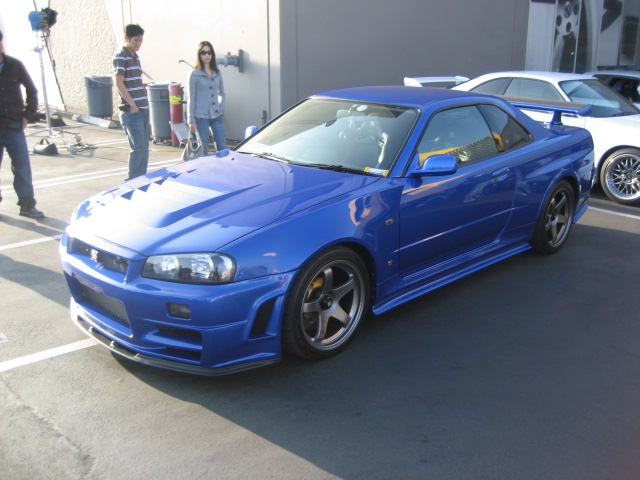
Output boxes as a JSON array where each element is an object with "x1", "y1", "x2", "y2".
[{"x1": 168, "y1": 83, "x2": 183, "y2": 146}]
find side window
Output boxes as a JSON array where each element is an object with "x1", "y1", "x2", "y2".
[
  {"x1": 478, "y1": 104, "x2": 532, "y2": 152},
  {"x1": 469, "y1": 78, "x2": 511, "y2": 95},
  {"x1": 417, "y1": 106, "x2": 498, "y2": 165},
  {"x1": 504, "y1": 79, "x2": 564, "y2": 101}
]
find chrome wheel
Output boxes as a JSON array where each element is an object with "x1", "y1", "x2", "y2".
[
  {"x1": 601, "y1": 149, "x2": 640, "y2": 205},
  {"x1": 283, "y1": 247, "x2": 369, "y2": 360}
]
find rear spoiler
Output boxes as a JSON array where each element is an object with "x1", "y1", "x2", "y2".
[
  {"x1": 500, "y1": 96, "x2": 592, "y2": 125},
  {"x1": 403, "y1": 76, "x2": 469, "y2": 87}
]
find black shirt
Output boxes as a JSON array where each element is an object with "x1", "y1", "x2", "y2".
[{"x1": 0, "y1": 54, "x2": 38, "y2": 132}]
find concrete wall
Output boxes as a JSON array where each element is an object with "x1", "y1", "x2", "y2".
[
  {"x1": 1, "y1": 0, "x2": 530, "y2": 142},
  {"x1": 101, "y1": 0, "x2": 274, "y2": 139},
  {"x1": 277, "y1": 0, "x2": 530, "y2": 110},
  {"x1": 0, "y1": 0, "x2": 117, "y2": 116}
]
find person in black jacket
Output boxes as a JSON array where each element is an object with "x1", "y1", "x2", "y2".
[{"x1": 0, "y1": 29, "x2": 44, "y2": 218}]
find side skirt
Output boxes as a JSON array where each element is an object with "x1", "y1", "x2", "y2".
[{"x1": 372, "y1": 242, "x2": 531, "y2": 315}]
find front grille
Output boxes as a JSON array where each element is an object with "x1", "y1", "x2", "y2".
[
  {"x1": 80, "y1": 285, "x2": 130, "y2": 326},
  {"x1": 71, "y1": 239, "x2": 129, "y2": 274}
]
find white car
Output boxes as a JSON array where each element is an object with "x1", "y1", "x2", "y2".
[
  {"x1": 449, "y1": 71, "x2": 640, "y2": 206},
  {"x1": 586, "y1": 69, "x2": 640, "y2": 109}
]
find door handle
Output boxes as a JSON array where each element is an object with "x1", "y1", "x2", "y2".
[{"x1": 492, "y1": 167, "x2": 509, "y2": 178}]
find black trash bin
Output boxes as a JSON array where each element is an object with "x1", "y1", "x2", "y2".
[{"x1": 84, "y1": 75, "x2": 113, "y2": 118}]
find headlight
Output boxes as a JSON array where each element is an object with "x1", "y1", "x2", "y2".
[{"x1": 142, "y1": 253, "x2": 236, "y2": 284}]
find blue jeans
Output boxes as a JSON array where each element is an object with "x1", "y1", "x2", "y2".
[
  {"x1": 195, "y1": 115, "x2": 226, "y2": 155},
  {"x1": 0, "y1": 127, "x2": 35, "y2": 205},
  {"x1": 120, "y1": 109, "x2": 150, "y2": 179}
]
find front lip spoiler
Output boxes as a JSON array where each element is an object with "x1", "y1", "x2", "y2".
[{"x1": 72, "y1": 314, "x2": 279, "y2": 377}]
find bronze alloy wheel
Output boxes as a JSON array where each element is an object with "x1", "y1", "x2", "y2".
[
  {"x1": 283, "y1": 247, "x2": 369, "y2": 360},
  {"x1": 532, "y1": 180, "x2": 575, "y2": 255}
]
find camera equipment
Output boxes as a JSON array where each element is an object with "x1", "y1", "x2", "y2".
[
  {"x1": 28, "y1": 8, "x2": 57, "y2": 33},
  {"x1": 27, "y1": 6, "x2": 77, "y2": 154}
]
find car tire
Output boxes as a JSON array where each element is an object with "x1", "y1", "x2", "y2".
[
  {"x1": 282, "y1": 246, "x2": 369, "y2": 360},
  {"x1": 531, "y1": 180, "x2": 575, "y2": 255},
  {"x1": 599, "y1": 148, "x2": 640, "y2": 206}
]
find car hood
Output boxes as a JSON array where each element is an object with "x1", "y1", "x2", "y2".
[{"x1": 69, "y1": 151, "x2": 379, "y2": 255}]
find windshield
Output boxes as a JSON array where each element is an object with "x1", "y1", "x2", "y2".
[
  {"x1": 559, "y1": 79, "x2": 639, "y2": 118},
  {"x1": 237, "y1": 98, "x2": 418, "y2": 176}
]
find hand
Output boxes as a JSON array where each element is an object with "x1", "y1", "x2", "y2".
[
  {"x1": 189, "y1": 123, "x2": 197, "y2": 130},
  {"x1": 130, "y1": 103, "x2": 139, "y2": 113}
]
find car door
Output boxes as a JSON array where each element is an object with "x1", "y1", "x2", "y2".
[{"x1": 398, "y1": 104, "x2": 518, "y2": 274}]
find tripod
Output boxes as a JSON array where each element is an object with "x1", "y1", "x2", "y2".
[{"x1": 28, "y1": 29, "x2": 78, "y2": 153}]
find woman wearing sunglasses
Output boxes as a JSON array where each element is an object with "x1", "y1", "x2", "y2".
[{"x1": 187, "y1": 41, "x2": 227, "y2": 154}]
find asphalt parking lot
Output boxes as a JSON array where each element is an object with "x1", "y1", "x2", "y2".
[{"x1": 1, "y1": 118, "x2": 640, "y2": 480}]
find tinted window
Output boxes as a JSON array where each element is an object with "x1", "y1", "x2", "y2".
[
  {"x1": 560, "y1": 79, "x2": 639, "y2": 117},
  {"x1": 418, "y1": 106, "x2": 498, "y2": 165},
  {"x1": 478, "y1": 105, "x2": 531, "y2": 152},
  {"x1": 503, "y1": 79, "x2": 564, "y2": 101},
  {"x1": 468, "y1": 78, "x2": 511, "y2": 95}
]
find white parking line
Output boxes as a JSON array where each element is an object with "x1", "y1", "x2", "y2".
[
  {"x1": 0, "y1": 235, "x2": 62, "y2": 252},
  {"x1": 589, "y1": 206, "x2": 640, "y2": 220},
  {"x1": 2, "y1": 158, "x2": 181, "y2": 194},
  {"x1": 0, "y1": 339, "x2": 96, "y2": 373}
]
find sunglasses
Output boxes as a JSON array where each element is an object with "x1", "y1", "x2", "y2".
[{"x1": 200, "y1": 50, "x2": 213, "y2": 55}]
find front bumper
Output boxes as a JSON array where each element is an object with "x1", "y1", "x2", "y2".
[
  {"x1": 60, "y1": 234, "x2": 296, "y2": 375},
  {"x1": 71, "y1": 299, "x2": 280, "y2": 375}
]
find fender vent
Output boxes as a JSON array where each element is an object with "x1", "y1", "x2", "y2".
[{"x1": 250, "y1": 298, "x2": 276, "y2": 338}]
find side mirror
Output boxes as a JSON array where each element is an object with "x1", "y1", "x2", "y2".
[
  {"x1": 409, "y1": 153, "x2": 458, "y2": 177},
  {"x1": 244, "y1": 125, "x2": 259, "y2": 139}
]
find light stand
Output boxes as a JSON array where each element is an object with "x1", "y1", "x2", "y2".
[{"x1": 27, "y1": 10, "x2": 79, "y2": 153}]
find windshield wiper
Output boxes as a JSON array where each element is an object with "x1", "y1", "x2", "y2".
[
  {"x1": 250, "y1": 152, "x2": 291, "y2": 163},
  {"x1": 298, "y1": 163, "x2": 367, "y2": 175}
]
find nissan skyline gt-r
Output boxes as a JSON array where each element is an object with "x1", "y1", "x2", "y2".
[
  {"x1": 59, "y1": 86, "x2": 594, "y2": 375},
  {"x1": 450, "y1": 71, "x2": 640, "y2": 206}
]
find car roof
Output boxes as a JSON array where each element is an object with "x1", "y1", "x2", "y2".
[
  {"x1": 587, "y1": 70, "x2": 640, "y2": 79},
  {"x1": 470, "y1": 71, "x2": 597, "y2": 82},
  {"x1": 313, "y1": 85, "x2": 489, "y2": 109}
]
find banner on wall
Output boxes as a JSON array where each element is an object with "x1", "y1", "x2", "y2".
[{"x1": 526, "y1": 0, "x2": 639, "y2": 72}]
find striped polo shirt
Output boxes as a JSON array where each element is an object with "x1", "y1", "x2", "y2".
[{"x1": 113, "y1": 46, "x2": 149, "y2": 110}]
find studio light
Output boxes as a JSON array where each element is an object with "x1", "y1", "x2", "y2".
[{"x1": 28, "y1": 8, "x2": 58, "y2": 33}]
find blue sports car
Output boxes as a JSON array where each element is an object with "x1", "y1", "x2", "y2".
[{"x1": 60, "y1": 86, "x2": 594, "y2": 375}]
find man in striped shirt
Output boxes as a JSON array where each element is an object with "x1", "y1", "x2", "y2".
[{"x1": 113, "y1": 24, "x2": 149, "y2": 180}]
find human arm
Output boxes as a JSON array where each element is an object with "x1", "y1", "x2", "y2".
[
  {"x1": 187, "y1": 70, "x2": 197, "y2": 127},
  {"x1": 19, "y1": 61, "x2": 38, "y2": 126},
  {"x1": 115, "y1": 74, "x2": 139, "y2": 113},
  {"x1": 218, "y1": 73, "x2": 226, "y2": 113}
]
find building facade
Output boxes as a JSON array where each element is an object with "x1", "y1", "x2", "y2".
[{"x1": 0, "y1": 0, "x2": 637, "y2": 141}]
